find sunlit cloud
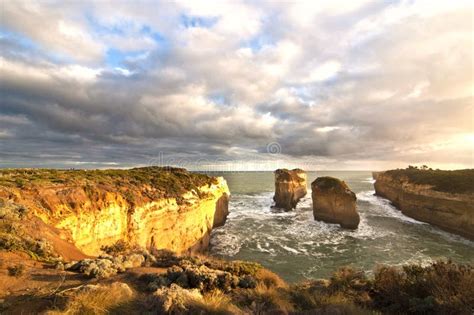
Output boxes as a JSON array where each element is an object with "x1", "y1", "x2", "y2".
[{"x1": 0, "y1": 0, "x2": 472, "y2": 170}]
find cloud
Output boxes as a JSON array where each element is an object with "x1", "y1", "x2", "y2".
[
  {"x1": 0, "y1": 0, "x2": 472, "y2": 170},
  {"x1": 0, "y1": 1, "x2": 105, "y2": 62}
]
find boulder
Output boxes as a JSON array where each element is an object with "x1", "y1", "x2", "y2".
[
  {"x1": 273, "y1": 169, "x2": 307, "y2": 210},
  {"x1": 311, "y1": 177, "x2": 360, "y2": 229}
]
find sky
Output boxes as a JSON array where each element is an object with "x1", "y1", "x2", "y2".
[{"x1": 0, "y1": 0, "x2": 473, "y2": 171}]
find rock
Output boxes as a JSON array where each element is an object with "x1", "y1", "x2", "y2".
[
  {"x1": 311, "y1": 177, "x2": 360, "y2": 229},
  {"x1": 0, "y1": 167, "x2": 230, "y2": 256},
  {"x1": 213, "y1": 193, "x2": 230, "y2": 228},
  {"x1": 374, "y1": 169, "x2": 474, "y2": 240},
  {"x1": 372, "y1": 171, "x2": 382, "y2": 181},
  {"x1": 273, "y1": 169, "x2": 307, "y2": 210}
]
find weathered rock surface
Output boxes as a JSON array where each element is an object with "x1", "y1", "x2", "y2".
[
  {"x1": 372, "y1": 171, "x2": 382, "y2": 181},
  {"x1": 374, "y1": 170, "x2": 474, "y2": 240},
  {"x1": 0, "y1": 167, "x2": 230, "y2": 256},
  {"x1": 273, "y1": 169, "x2": 307, "y2": 210},
  {"x1": 311, "y1": 177, "x2": 360, "y2": 229}
]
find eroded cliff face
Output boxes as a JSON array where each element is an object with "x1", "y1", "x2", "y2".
[
  {"x1": 0, "y1": 167, "x2": 230, "y2": 257},
  {"x1": 311, "y1": 177, "x2": 359, "y2": 229},
  {"x1": 374, "y1": 171, "x2": 474, "y2": 240},
  {"x1": 273, "y1": 169, "x2": 307, "y2": 210}
]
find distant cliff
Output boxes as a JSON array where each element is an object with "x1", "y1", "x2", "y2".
[
  {"x1": 0, "y1": 167, "x2": 230, "y2": 256},
  {"x1": 374, "y1": 169, "x2": 474, "y2": 240}
]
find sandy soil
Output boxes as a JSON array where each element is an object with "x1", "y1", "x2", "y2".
[{"x1": 0, "y1": 252, "x2": 166, "y2": 314}]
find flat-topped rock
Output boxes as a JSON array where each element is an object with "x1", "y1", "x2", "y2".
[
  {"x1": 374, "y1": 168, "x2": 474, "y2": 240},
  {"x1": 273, "y1": 169, "x2": 307, "y2": 210},
  {"x1": 311, "y1": 177, "x2": 359, "y2": 229}
]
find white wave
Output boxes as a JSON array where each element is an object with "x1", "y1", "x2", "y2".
[
  {"x1": 256, "y1": 241, "x2": 277, "y2": 255},
  {"x1": 426, "y1": 227, "x2": 474, "y2": 247},
  {"x1": 280, "y1": 244, "x2": 300, "y2": 254},
  {"x1": 357, "y1": 190, "x2": 426, "y2": 225},
  {"x1": 210, "y1": 188, "x2": 474, "y2": 279},
  {"x1": 210, "y1": 231, "x2": 242, "y2": 256}
]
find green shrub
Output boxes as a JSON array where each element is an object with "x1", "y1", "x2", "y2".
[
  {"x1": 386, "y1": 168, "x2": 474, "y2": 193},
  {"x1": 101, "y1": 240, "x2": 129, "y2": 255}
]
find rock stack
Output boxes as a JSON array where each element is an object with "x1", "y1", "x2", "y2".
[
  {"x1": 311, "y1": 176, "x2": 360, "y2": 229},
  {"x1": 273, "y1": 169, "x2": 307, "y2": 210}
]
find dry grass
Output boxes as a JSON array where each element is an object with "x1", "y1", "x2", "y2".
[
  {"x1": 372, "y1": 261, "x2": 474, "y2": 314},
  {"x1": 233, "y1": 283, "x2": 295, "y2": 314},
  {"x1": 46, "y1": 283, "x2": 135, "y2": 315},
  {"x1": 255, "y1": 268, "x2": 287, "y2": 289},
  {"x1": 188, "y1": 290, "x2": 243, "y2": 314}
]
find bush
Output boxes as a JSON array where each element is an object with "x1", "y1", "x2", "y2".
[
  {"x1": 233, "y1": 283, "x2": 294, "y2": 314},
  {"x1": 386, "y1": 168, "x2": 474, "y2": 193},
  {"x1": 372, "y1": 260, "x2": 474, "y2": 314},
  {"x1": 8, "y1": 264, "x2": 25, "y2": 277},
  {"x1": 255, "y1": 268, "x2": 287, "y2": 289},
  {"x1": 100, "y1": 240, "x2": 129, "y2": 255}
]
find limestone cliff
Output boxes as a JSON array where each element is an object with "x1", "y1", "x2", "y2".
[
  {"x1": 273, "y1": 169, "x2": 307, "y2": 210},
  {"x1": 0, "y1": 167, "x2": 230, "y2": 257},
  {"x1": 374, "y1": 169, "x2": 474, "y2": 240},
  {"x1": 311, "y1": 177, "x2": 360, "y2": 229}
]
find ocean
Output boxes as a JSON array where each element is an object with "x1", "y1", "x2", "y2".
[{"x1": 206, "y1": 171, "x2": 474, "y2": 283}]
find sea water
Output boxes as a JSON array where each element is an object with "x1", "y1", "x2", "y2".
[{"x1": 206, "y1": 171, "x2": 474, "y2": 283}]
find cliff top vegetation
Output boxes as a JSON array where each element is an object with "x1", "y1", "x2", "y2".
[
  {"x1": 312, "y1": 176, "x2": 350, "y2": 192},
  {"x1": 0, "y1": 167, "x2": 218, "y2": 198},
  {"x1": 385, "y1": 167, "x2": 474, "y2": 194},
  {"x1": 2, "y1": 251, "x2": 472, "y2": 315}
]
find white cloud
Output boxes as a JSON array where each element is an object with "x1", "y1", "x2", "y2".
[
  {"x1": 404, "y1": 81, "x2": 430, "y2": 99},
  {"x1": 0, "y1": 0, "x2": 472, "y2": 169},
  {"x1": 306, "y1": 60, "x2": 342, "y2": 82},
  {"x1": 315, "y1": 126, "x2": 341, "y2": 133},
  {"x1": 0, "y1": 1, "x2": 104, "y2": 61}
]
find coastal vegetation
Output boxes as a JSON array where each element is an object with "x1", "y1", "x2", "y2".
[
  {"x1": 385, "y1": 167, "x2": 474, "y2": 194},
  {"x1": 2, "y1": 249, "x2": 472, "y2": 314},
  {"x1": 0, "y1": 167, "x2": 218, "y2": 200},
  {"x1": 0, "y1": 200, "x2": 59, "y2": 262}
]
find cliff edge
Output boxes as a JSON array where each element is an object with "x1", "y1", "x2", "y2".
[
  {"x1": 374, "y1": 168, "x2": 474, "y2": 240},
  {"x1": 0, "y1": 167, "x2": 230, "y2": 257}
]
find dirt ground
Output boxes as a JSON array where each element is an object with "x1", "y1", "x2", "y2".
[{"x1": 0, "y1": 252, "x2": 166, "y2": 314}]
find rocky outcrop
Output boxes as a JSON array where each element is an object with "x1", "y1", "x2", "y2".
[
  {"x1": 374, "y1": 170, "x2": 474, "y2": 240},
  {"x1": 273, "y1": 169, "x2": 307, "y2": 210},
  {"x1": 0, "y1": 167, "x2": 230, "y2": 256},
  {"x1": 311, "y1": 177, "x2": 360, "y2": 229},
  {"x1": 372, "y1": 172, "x2": 382, "y2": 181}
]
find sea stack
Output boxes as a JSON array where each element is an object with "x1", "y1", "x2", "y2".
[
  {"x1": 273, "y1": 169, "x2": 307, "y2": 210},
  {"x1": 311, "y1": 177, "x2": 360, "y2": 229}
]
